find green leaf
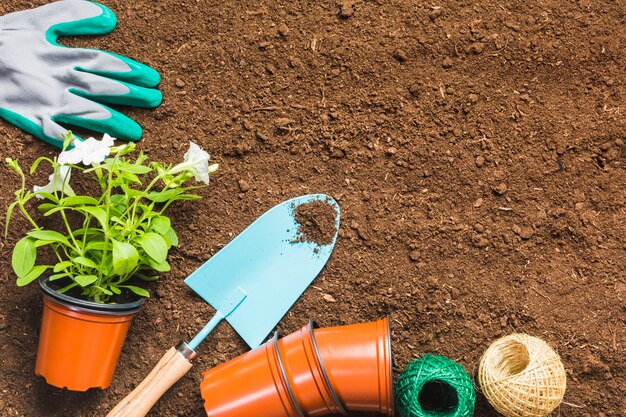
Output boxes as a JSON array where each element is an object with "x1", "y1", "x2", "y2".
[
  {"x1": 16, "y1": 265, "x2": 49, "y2": 286},
  {"x1": 109, "y1": 194, "x2": 130, "y2": 211},
  {"x1": 73, "y1": 256, "x2": 98, "y2": 269},
  {"x1": 137, "y1": 233, "x2": 168, "y2": 264},
  {"x1": 136, "y1": 203, "x2": 155, "y2": 216},
  {"x1": 146, "y1": 259, "x2": 170, "y2": 272},
  {"x1": 12, "y1": 237, "x2": 36, "y2": 278},
  {"x1": 82, "y1": 207, "x2": 108, "y2": 231},
  {"x1": 136, "y1": 150, "x2": 147, "y2": 163},
  {"x1": 62, "y1": 131, "x2": 74, "y2": 150},
  {"x1": 33, "y1": 192, "x2": 59, "y2": 203},
  {"x1": 145, "y1": 189, "x2": 183, "y2": 203},
  {"x1": 62, "y1": 196, "x2": 99, "y2": 206},
  {"x1": 110, "y1": 194, "x2": 128, "y2": 206},
  {"x1": 71, "y1": 227, "x2": 103, "y2": 237},
  {"x1": 120, "y1": 285, "x2": 150, "y2": 297},
  {"x1": 150, "y1": 216, "x2": 171, "y2": 235},
  {"x1": 29, "y1": 156, "x2": 54, "y2": 174},
  {"x1": 117, "y1": 143, "x2": 137, "y2": 155},
  {"x1": 125, "y1": 189, "x2": 143, "y2": 199},
  {"x1": 85, "y1": 240, "x2": 107, "y2": 252},
  {"x1": 53, "y1": 261, "x2": 73, "y2": 272},
  {"x1": 37, "y1": 203, "x2": 56, "y2": 213},
  {"x1": 42, "y1": 206, "x2": 66, "y2": 216},
  {"x1": 109, "y1": 205, "x2": 125, "y2": 218},
  {"x1": 95, "y1": 286, "x2": 113, "y2": 296},
  {"x1": 116, "y1": 162, "x2": 152, "y2": 174},
  {"x1": 112, "y1": 240, "x2": 139, "y2": 275},
  {"x1": 109, "y1": 285, "x2": 121, "y2": 295},
  {"x1": 136, "y1": 273, "x2": 160, "y2": 282},
  {"x1": 49, "y1": 272, "x2": 71, "y2": 281},
  {"x1": 172, "y1": 194, "x2": 202, "y2": 201},
  {"x1": 75, "y1": 274, "x2": 98, "y2": 287},
  {"x1": 117, "y1": 172, "x2": 141, "y2": 185},
  {"x1": 27, "y1": 230, "x2": 70, "y2": 246},
  {"x1": 5, "y1": 201, "x2": 18, "y2": 236},
  {"x1": 164, "y1": 227, "x2": 179, "y2": 247}
]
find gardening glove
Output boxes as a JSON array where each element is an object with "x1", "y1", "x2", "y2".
[{"x1": 0, "y1": 0, "x2": 162, "y2": 148}]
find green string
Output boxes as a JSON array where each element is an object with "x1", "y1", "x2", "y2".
[{"x1": 395, "y1": 354, "x2": 475, "y2": 417}]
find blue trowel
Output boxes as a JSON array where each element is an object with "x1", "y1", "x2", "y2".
[{"x1": 107, "y1": 194, "x2": 340, "y2": 417}]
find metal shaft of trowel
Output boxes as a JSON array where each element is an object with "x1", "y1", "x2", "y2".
[{"x1": 187, "y1": 287, "x2": 248, "y2": 350}]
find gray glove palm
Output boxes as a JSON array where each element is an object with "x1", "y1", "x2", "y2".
[{"x1": 0, "y1": 0, "x2": 162, "y2": 148}]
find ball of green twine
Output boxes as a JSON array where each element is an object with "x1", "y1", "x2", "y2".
[{"x1": 395, "y1": 354, "x2": 475, "y2": 417}]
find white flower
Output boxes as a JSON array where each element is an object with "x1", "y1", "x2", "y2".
[
  {"x1": 34, "y1": 165, "x2": 75, "y2": 199},
  {"x1": 171, "y1": 141, "x2": 215, "y2": 184},
  {"x1": 58, "y1": 134, "x2": 116, "y2": 166}
]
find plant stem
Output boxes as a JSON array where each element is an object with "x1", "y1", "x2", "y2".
[
  {"x1": 58, "y1": 208, "x2": 82, "y2": 254},
  {"x1": 96, "y1": 153, "x2": 121, "y2": 287},
  {"x1": 17, "y1": 198, "x2": 40, "y2": 230}
]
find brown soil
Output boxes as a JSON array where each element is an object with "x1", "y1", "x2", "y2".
[
  {"x1": 293, "y1": 200, "x2": 338, "y2": 245},
  {"x1": 0, "y1": 0, "x2": 624, "y2": 416}
]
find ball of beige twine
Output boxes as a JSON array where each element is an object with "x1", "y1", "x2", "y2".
[{"x1": 478, "y1": 334, "x2": 567, "y2": 417}]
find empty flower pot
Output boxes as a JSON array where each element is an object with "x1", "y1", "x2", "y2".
[
  {"x1": 312, "y1": 316, "x2": 394, "y2": 415},
  {"x1": 277, "y1": 319, "x2": 346, "y2": 417},
  {"x1": 35, "y1": 277, "x2": 144, "y2": 391},
  {"x1": 201, "y1": 333, "x2": 303, "y2": 417}
]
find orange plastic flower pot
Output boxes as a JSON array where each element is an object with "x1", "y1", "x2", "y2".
[
  {"x1": 35, "y1": 278, "x2": 144, "y2": 391},
  {"x1": 277, "y1": 320, "x2": 346, "y2": 417},
  {"x1": 201, "y1": 333, "x2": 303, "y2": 417},
  {"x1": 312, "y1": 317, "x2": 394, "y2": 415}
]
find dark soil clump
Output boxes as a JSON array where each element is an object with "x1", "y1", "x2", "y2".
[{"x1": 293, "y1": 200, "x2": 337, "y2": 246}]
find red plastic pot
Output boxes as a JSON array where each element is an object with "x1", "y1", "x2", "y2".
[
  {"x1": 201, "y1": 333, "x2": 303, "y2": 417},
  {"x1": 35, "y1": 277, "x2": 144, "y2": 391},
  {"x1": 313, "y1": 317, "x2": 394, "y2": 415},
  {"x1": 277, "y1": 320, "x2": 345, "y2": 417}
]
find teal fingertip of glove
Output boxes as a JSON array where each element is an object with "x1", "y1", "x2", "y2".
[
  {"x1": 52, "y1": 110, "x2": 143, "y2": 143},
  {"x1": 83, "y1": 52, "x2": 161, "y2": 88},
  {"x1": 45, "y1": 2, "x2": 117, "y2": 42},
  {"x1": 70, "y1": 81, "x2": 163, "y2": 108}
]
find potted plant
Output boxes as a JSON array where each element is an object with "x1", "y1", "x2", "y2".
[{"x1": 5, "y1": 133, "x2": 219, "y2": 391}]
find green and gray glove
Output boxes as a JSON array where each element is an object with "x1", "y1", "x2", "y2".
[{"x1": 0, "y1": 0, "x2": 162, "y2": 148}]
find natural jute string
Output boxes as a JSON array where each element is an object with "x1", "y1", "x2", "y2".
[{"x1": 478, "y1": 334, "x2": 567, "y2": 417}]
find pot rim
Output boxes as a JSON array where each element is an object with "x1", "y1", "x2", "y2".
[
  {"x1": 271, "y1": 331, "x2": 305, "y2": 417},
  {"x1": 307, "y1": 318, "x2": 347, "y2": 415},
  {"x1": 385, "y1": 315, "x2": 395, "y2": 417},
  {"x1": 39, "y1": 276, "x2": 145, "y2": 315}
]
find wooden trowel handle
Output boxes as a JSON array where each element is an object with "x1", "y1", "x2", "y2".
[{"x1": 106, "y1": 342, "x2": 197, "y2": 417}]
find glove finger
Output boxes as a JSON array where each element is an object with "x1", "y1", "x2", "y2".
[
  {"x1": 26, "y1": 1, "x2": 116, "y2": 41},
  {"x1": 29, "y1": 0, "x2": 160, "y2": 88},
  {"x1": 52, "y1": 92, "x2": 143, "y2": 142},
  {"x1": 0, "y1": 108, "x2": 75, "y2": 149},
  {"x1": 72, "y1": 49, "x2": 161, "y2": 88},
  {"x1": 68, "y1": 70, "x2": 162, "y2": 108}
]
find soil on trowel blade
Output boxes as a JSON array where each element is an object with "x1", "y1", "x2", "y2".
[{"x1": 293, "y1": 200, "x2": 338, "y2": 246}]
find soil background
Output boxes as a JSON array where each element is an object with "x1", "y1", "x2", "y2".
[{"x1": 0, "y1": 0, "x2": 624, "y2": 416}]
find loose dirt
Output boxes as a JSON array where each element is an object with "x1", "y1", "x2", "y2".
[
  {"x1": 293, "y1": 200, "x2": 338, "y2": 245},
  {"x1": 0, "y1": 0, "x2": 624, "y2": 416}
]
